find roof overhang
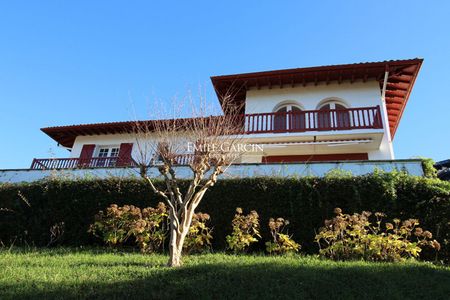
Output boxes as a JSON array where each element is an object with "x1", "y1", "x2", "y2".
[
  {"x1": 41, "y1": 121, "x2": 137, "y2": 148},
  {"x1": 41, "y1": 116, "x2": 223, "y2": 148},
  {"x1": 211, "y1": 58, "x2": 423, "y2": 139}
]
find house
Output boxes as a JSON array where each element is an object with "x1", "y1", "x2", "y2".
[
  {"x1": 435, "y1": 160, "x2": 450, "y2": 181},
  {"x1": 0, "y1": 59, "x2": 426, "y2": 182}
]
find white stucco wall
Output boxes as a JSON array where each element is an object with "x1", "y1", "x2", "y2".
[
  {"x1": 0, "y1": 160, "x2": 425, "y2": 183},
  {"x1": 71, "y1": 133, "x2": 199, "y2": 167},
  {"x1": 71, "y1": 134, "x2": 140, "y2": 159},
  {"x1": 245, "y1": 81, "x2": 382, "y2": 113},
  {"x1": 244, "y1": 80, "x2": 393, "y2": 159}
]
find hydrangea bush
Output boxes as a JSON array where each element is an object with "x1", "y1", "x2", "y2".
[
  {"x1": 226, "y1": 208, "x2": 261, "y2": 253},
  {"x1": 315, "y1": 208, "x2": 441, "y2": 261}
]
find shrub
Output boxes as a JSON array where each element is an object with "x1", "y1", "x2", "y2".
[
  {"x1": 88, "y1": 204, "x2": 142, "y2": 246},
  {"x1": 226, "y1": 208, "x2": 261, "y2": 253},
  {"x1": 265, "y1": 217, "x2": 300, "y2": 254},
  {"x1": 89, "y1": 202, "x2": 167, "y2": 252},
  {"x1": 129, "y1": 202, "x2": 168, "y2": 253},
  {"x1": 1, "y1": 171, "x2": 449, "y2": 260},
  {"x1": 315, "y1": 208, "x2": 441, "y2": 261},
  {"x1": 183, "y1": 212, "x2": 213, "y2": 254},
  {"x1": 421, "y1": 158, "x2": 437, "y2": 178}
]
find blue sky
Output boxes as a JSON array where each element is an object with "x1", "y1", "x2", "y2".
[{"x1": 0, "y1": 0, "x2": 449, "y2": 168}]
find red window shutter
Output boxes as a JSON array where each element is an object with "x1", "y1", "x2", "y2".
[
  {"x1": 78, "y1": 144, "x2": 95, "y2": 167},
  {"x1": 117, "y1": 143, "x2": 133, "y2": 167}
]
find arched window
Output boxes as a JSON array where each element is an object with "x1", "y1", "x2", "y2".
[
  {"x1": 273, "y1": 103, "x2": 305, "y2": 132},
  {"x1": 317, "y1": 100, "x2": 351, "y2": 129}
]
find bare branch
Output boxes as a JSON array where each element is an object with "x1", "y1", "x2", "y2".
[{"x1": 131, "y1": 87, "x2": 247, "y2": 267}]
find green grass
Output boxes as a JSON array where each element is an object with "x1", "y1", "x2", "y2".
[{"x1": 0, "y1": 249, "x2": 449, "y2": 300}]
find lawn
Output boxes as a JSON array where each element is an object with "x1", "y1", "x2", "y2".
[{"x1": 0, "y1": 249, "x2": 449, "y2": 300}]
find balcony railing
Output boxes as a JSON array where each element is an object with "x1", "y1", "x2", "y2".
[
  {"x1": 174, "y1": 154, "x2": 195, "y2": 165},
  {"x1": 244, "y1": 106, "x2": 383, "y2": 134},
  {"x1": 30, "y1": 157, "x2": 138, "y2": 170},
  {"x1": 30, "y1": 155, "x2": 197, "y2": 170}
]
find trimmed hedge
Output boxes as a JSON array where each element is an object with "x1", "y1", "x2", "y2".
[{"x1": 0, "y1": 172, "x2": 449, "y2": 260}]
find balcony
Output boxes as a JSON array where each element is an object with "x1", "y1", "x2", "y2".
[
  {"x1": 30, "y1": 157, "x2": 138, "y2": 170},
  {"x1": 244, "y1": 106, "x2": 382, "y2": 134},
  {"x1": 29, "y1": 155, "x2": 194, "y2": 170}
]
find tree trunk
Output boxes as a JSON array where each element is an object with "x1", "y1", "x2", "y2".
[
  {"x1": 166, "y1": 190, "x2": 209, "y2": 267},
  {"x1": 168, "y1": 243, "x2": 182, "y2": 267},
  {"x1": 167, "y1": 219, "x2": 189, "y2": 267}
]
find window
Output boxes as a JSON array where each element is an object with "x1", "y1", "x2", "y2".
[
  {"x1": 317, "y1": 101, "x2": 350, "y2": 129},
  {"x1": 96, "y1": 146, "x2": 120, "y2": 167},
  {"x1": 110, "y1": 148, "x2": 120, "y2": 157},
  {"x1": 98, "y1": 148, "x2": 109, "y2": 158},
  {"x1": 273, "y1": 103, "x2": 305, "y2": 132},
  {"x1": 154, "y1": 142, "x2": 169, "y2": 163},
  {"x1": 97, "y1": 146, "x2": 120, "y2": 157}
]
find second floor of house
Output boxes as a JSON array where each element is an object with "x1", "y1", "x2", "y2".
[
  {"x1": 211, "y1": 58, "x2": 422, "y2": 139},
  {"x1": 241, "y1": 81, "x2": 383, "y2": 135}
]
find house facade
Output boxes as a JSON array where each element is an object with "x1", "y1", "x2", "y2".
[{"x1": 29, "y1": 58, "x2": 421, "y2": 171}]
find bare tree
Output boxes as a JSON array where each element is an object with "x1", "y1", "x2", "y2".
[{"x1": 133, "y1": 93, "x2": 246, "y2": 267}]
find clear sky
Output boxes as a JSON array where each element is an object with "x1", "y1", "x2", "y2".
[{"x1": 0, "y1": 0, "x2": 449, "y2": 169}]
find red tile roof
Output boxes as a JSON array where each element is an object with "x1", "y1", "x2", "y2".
[
  {"x1": 42, "y1": 120, "x2": 137, "y2": 148},
  {"x1": 42, "y1": 116, "x2": 226, "y2": 148}
]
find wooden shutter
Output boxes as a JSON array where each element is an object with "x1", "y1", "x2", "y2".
[
  {"x1": 117, "y1": 143, "x2": 133, "y2": 167},
  {"x1": 78, "y1": 144, "x2": 95, "y2": 167}
]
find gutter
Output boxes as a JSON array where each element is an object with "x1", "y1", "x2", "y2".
[{"x1": 381, "y1": 67, "x2": 392, "y2": 142}]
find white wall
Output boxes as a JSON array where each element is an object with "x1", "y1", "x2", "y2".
[
  {"x1": 0, "y1": 160, "x2": 425, "y2": 183},
  {"x1": 71, "y1": 134, "x2": 136, "y2": 158},
  {"x1": 244, "y1": 80, "x2": 393, "y2": 159},
  {"x1": 71, "y1": 132, "x2": 195, "y2": 166},
  {"x1": 245, "y1": 80, "x2": 382, "y2": 113}
]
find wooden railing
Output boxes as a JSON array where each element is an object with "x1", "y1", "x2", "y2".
[
  {"x1": 30, "y1": 155, "x2": 197, "y2": 170},
  {"x1": 244, "y1": 106, "x2": 383, "y2": 134},
  {"x1": 174, "y1": 154, "x2": 195, "y2": 165},
  {"x1": 30, "y1": 157, "x2": 138, "y2": 170},
  {"x1": 149, "y1": 154, "x2": 195, "y2": 165}
]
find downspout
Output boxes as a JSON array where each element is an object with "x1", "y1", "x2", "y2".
[{"x1": 380, "y1": 66, "x2": 394, "y2": 158}]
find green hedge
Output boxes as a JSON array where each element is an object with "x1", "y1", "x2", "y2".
[{"x1": 1, "y1": 172, "x2": 449, "y2": 260}]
